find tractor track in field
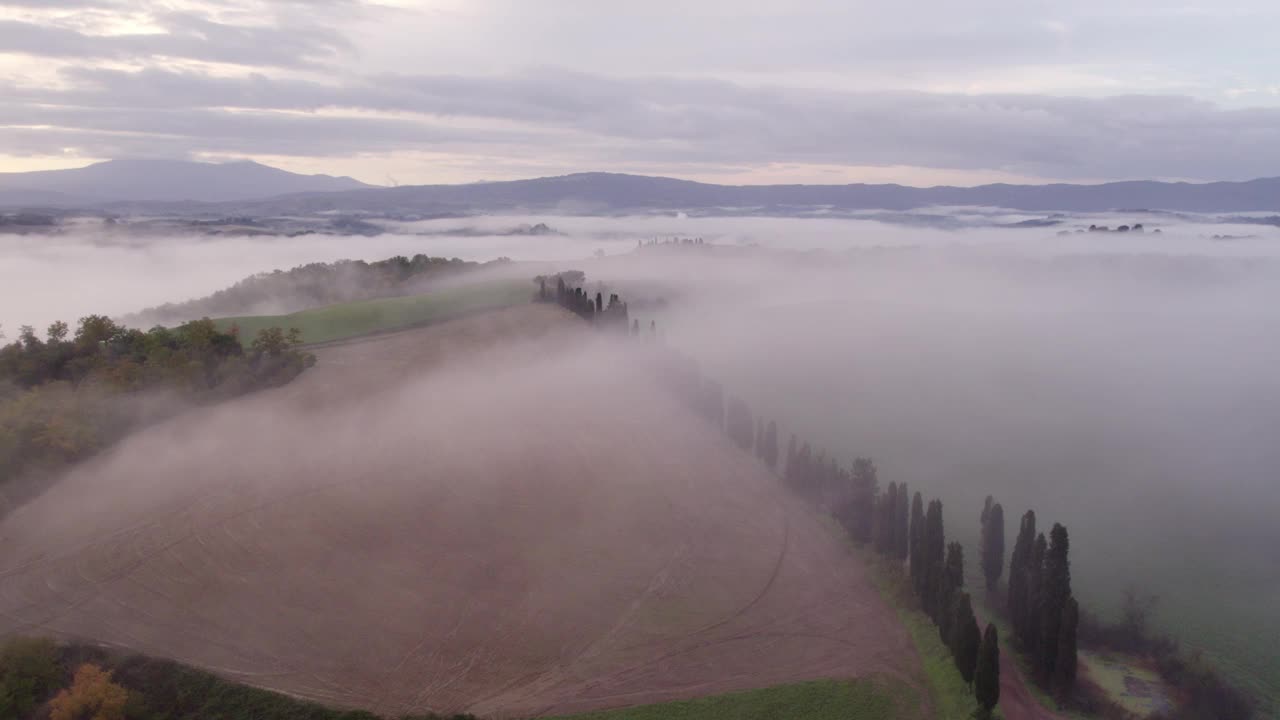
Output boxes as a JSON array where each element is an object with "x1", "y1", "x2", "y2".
[{"x1": 0, "y1": 305, "x2": 924, "y2": 717}]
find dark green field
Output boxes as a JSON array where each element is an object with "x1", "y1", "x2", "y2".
[{"x1": 217, "y1": 279, "x2": 533, "y2": 346}]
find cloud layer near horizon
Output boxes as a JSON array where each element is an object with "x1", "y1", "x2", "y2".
[{"x1": 2, "y1": 0, "x2": 1278, "y2": 184}]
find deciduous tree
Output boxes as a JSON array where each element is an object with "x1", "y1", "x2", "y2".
[{"x1": 49, "y1": 664, "x2": 128, "y2": 720}]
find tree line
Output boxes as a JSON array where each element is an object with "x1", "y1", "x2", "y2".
[
  {"x1": 1005, "y1": 509, "x2": 1079, "y2": 702},
  {"x1": 628, "y1": 342, "x2": 1006, "y2": 716},
  {"x1": 537, "y1": 272, "x2": 633, "y2": 332},
  {"x1": 129, "y1": 254, "x2": 497, "y2": 327},
  {"x1": 544, "y1": 275, "x2": 1254, "y2": 719},
  {"x1": 0, "y1": 315, "x2": 313, "y2": 499}
]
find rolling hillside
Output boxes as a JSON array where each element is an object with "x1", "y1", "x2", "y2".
[
  {"x1": 218, "y1": 279, "x2": 533, "y2": 346},
  {"x1": 0, "y1": 305, "x2": 922, "y2": 718}
]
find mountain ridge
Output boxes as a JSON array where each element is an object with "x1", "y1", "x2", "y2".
[
  {"x1": 2, "y1": 161, "x2": 1277, "y2": 213},
  {"x1": 0, "y1": 158, "x2": 371, "y2": 204}
]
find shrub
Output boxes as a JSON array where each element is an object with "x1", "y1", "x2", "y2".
[{"x1": 0, "y1": 637, "x2": 61, "y2": 718}]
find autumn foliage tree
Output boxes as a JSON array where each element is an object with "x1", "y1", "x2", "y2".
[{"x1": 49, "y1": 664, "x2": 128, "y2": 720}]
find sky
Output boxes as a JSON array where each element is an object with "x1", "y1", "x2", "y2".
[{"x1": 1, "y1": 0, "x2": 1279, "y2": 186}]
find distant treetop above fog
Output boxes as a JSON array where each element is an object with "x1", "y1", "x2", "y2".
[{"x1": 124, "y1": 255, "x2": 502, "y2": 328}]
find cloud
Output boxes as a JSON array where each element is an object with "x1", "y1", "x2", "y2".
[
  {"x1": 3, "y1": 0, "x2": 1280, "y2": 182},
  {"x1": 4, "y1": 66, "x2": 1280, "y2": 181},
  {"x1": 0, "y1": 6, "x2": 351, "y2": 68}
]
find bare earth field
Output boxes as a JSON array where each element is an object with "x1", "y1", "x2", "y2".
[{"x1": 0, "y1": 305, "x2": 921, "y2": 718}]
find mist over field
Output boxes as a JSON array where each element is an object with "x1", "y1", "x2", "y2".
[
  {"x1": 5, "y1": 211, "x2": 1278, "y2": 333},
  {"x1": 576, "y1": 220, "x2": 1280, "y2": 702},
  {"x1": 0, "y1": 227, "x2": 624, "y2": 335},
  {"x1": 4, "y1": 212, "x2": 1280, "y2": 704}
]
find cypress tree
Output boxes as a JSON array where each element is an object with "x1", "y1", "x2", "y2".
[
  {"x1": 981, "y1": 501, "x2": 1005, "y2": 592},
  {"x1": 764, "y1": 421, "x2": 778, "y2": 471},
  {"x1": 1052, "y1": 595, "x2": 1079, "y2": 701},
  {"x1": 942, "y1": 541, "x2": 964, "y2": 620},
  {"x1": 951, "y1": 592, "x2": 981, "y2": 687},
  {"x1": 939, "y1": 589, "x2": 955, "y2": 645},
  {"x1": 922, "y1": 499, "x2": 945, "y2": 617},
  {"x1": 1040, "y1": 523, "x2": 1072, "y2": 683},
  {"x1": 875, "y1": 483, "x2": 891, "y2": 554},
  {"x1": 1007, "y1": 510, "x2": 1037, "y2": 648},
  {"x1": 784, "y1": 434, "x2": 797, "y2": 481},
  {"x1": 909, "y1": 492, "x2": 925, "y2": 594},
  {"x1": 1026, "y1": 532, "x2": 1047, "y2": 660},
  {"x1": 894, "y1": 481, "x2": 910, "y2": 562},
  {"x1": 851, "y1": 458, "x2": 878, "y2": 544},
  {"x1": 797, "y1": 443, "x2": 812, "y2": 492},
  {"x1": 975, "y1": 624, "x2": 1001, "y2": 719}
]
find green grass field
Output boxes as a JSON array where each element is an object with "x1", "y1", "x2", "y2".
[
  {"x1": 1080, "y1": 650, "x2": 1173, "y2": 717},
  {"x1": 217, "y1": 279, "x2": 533, "y2": 346},
  {"x1": 546, "y1": 678, "x2": 921, "y2": 720}
]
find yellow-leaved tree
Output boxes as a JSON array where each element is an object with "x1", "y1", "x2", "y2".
[{"x1": 49, "y1": 663, "x2": 128, "y2": 720}]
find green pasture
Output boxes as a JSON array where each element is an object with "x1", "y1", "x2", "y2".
[{"x1": 217, "y1": 279, "x2": 533, "y2": 346}]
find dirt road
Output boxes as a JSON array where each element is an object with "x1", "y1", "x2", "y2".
[{"x1": 972, "y1": 605, "x2": 1060, "y2": 720}]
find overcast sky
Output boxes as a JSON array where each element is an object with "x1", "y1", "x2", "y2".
[{"x1": 1, "y1": 0, "x2": 1278, "y2": 186}]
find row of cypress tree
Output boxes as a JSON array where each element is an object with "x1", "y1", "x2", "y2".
[
  {"x1": 1007, "y1": 509, "x2": 1079, "y2": 701},
  {"x1": 872, "y1": 492, "x2": 1001, "y2": 717},
  {"x1": 540, "y1": 274, "x2": 632, "y2": 331},
  {"x1": 622, "y1": 329, "x2": 1059, "y2": 718}
]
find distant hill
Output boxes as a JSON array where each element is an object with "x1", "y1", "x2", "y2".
[
  {"x1": 0, "y1": 158, "x2": 371, "y2": 205},
  {"x1": 207, "y1": 171, "x2": 1280, "y2": 216},
  {"x1": 3, "y1": 162, "x2": 1277, "y2": 213}
]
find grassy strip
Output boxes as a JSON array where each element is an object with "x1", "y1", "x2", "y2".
[
  {"x1": 218, "y1": 279, "x2": 533, "y2": 346},
  {"x1": 864, "y1": 553, "x2": 985, "y2": 720},
  {"x1": 546, "y1": 678, "x2": 921, "y2": 720}
]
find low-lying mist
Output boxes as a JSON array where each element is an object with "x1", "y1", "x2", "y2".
[
  {"x1": 0, "y1": 226, "x2": 618, "y2": 333},
  {"x1": 5, "y1": 210, "x2": 1279, "y2": 702},
  {"x1": 578, "y1": 229, "x2": 1280, "y2": 702}
]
